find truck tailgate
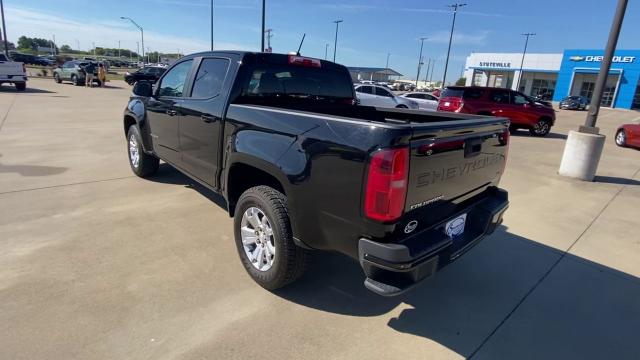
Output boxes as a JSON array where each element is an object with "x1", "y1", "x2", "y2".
[
  {"x1": 0, "y1": 61, "x2": 23, "y2": 75},
  {"x1": 405, "y1": 117, "x2": 509, "y2": 219}
]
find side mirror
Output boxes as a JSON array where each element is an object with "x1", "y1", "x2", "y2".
[{"x1": 132, "y1": 81, "x2": 153, "y2": 97}]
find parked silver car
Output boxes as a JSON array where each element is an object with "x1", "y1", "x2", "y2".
[{"x1": 354, "y1": 84, "x2": 419, "y2": 109}]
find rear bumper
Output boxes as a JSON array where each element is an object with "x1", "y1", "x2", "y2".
[
  {"x1": 0, "y1": 75, "x2": 27, "y2": 83},
  {"x1": 359, "y1": 188, "x2": 508, "y2": 296}
]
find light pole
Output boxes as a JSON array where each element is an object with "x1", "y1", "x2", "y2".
[
  {"x1": 261, "y1": 0, "x2": 266, "y2": 51},
  {"x1": 136, "y1": 42, "x2": 140, "y2": 64},
  {"x1": 75, "y1": 39, "x2": 80, "y2": 51},
  {"x1": 559, "y1": 0, "x2": 628, "y2": 181},
  {"x1": 386, "y1": 53, "x2": 391, "y2": 69},
  {"x1": 429, "y1": 59, "x2": 436, "y2": 84},
  {"x1": 121, "y1": 17, "x2": 144, "y2": 66},
  {"x1": 416, "y1": 37, "x2": 427, "y2": 87},
  {"x1": 0, "y1": 0, "x2": 8, "y2": 56},
  {"x1": 443, "y1": 3, "x2": 466, "y2": 88},
  {"x1": 325, "y1": 43, "x2": 329, "y2": 60},
  {"x1": 424, "y1": 58, "x2": 432, "y2": 83},
  {"x1": 210, "y1": 0, "x2": 214, "y2": 50},
  {"x1": 118, "y1": 40, "x2": 121, "y2": 58},
  {"x1": 92, "y1": 42, "x2": 95, "y2": 56},
  {"x1": 516, "y1": 33, "x2": 535, "y2": 92},
  {"x1": 333, "y1": 20, "x2": 343, "y2": 62}
]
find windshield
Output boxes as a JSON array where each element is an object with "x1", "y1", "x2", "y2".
[{"x1": 237, "y1": 63, "x2": 355, "y2": 103}]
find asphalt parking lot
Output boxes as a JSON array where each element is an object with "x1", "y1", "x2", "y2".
[{"x1": 1, "y1": 78, "x2": 639, "y2": 360}]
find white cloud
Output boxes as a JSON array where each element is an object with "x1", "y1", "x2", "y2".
[
  {"x1": 5, "y1": 6, "x2": 254, "y2": 54},
  {"x1": 426, "y1": 30, "x2": 491, "y2": 46}
]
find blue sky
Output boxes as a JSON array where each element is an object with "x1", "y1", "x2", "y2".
[{"x1": 4, "y1": 0, "x2": 640, "y2": 82}]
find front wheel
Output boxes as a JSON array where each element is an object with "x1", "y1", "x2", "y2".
[
  {"x1": 71, "y1": 75, "x2": 82, "y2": 86},
  {"x1": 234, "y1": 186, "x2": 307, "y2": 290},
  {"x1": 126, "y1": 126, "x2": 159, "y2": 177},
  {"x1": 615, "y1": 129, "x2": 627, "y2": 147},
  {"x1": 529, "y1": 119, "x2": 551, "y2": 137},
  {"x1": 54, "y1": 73, "x2": 62, "y2": 84},
  {"x1": 15, "y1": 82, "x2": 26, "y2": 91}
]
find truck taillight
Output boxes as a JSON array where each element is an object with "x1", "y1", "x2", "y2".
[
  {"x1": 438, "y1": 98, "x2": 463, "y2": 112},
  {"x1": 288, "y1": 55, "x2": 322, "y2": 68},
  {"x1": 364, "y1": 147, "x2": 409, "y2": 222}
]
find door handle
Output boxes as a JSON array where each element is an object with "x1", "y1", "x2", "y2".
[
  {"x1": 201, "y1": 114, "x2": 216, "y2": 123},
  {"x1": 166, "y1": 109, "x2": 178, "y2": 116}
]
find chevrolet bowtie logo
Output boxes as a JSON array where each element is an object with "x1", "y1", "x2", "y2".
[{"x1": 569, "y1": 56, "x2": 585, "y2": 62}]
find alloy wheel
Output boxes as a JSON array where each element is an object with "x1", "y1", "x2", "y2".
[
  {"x1": 129, "y1": 134, "x2": 140, "y2": 168},
  {"x1": 240, "y1": 207, "x2": 276, "y2": 272}
]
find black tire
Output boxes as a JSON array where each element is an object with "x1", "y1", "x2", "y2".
[
  {"x1": 126, "y1": 125, "x2": 159, "y2": 177},
  {"x1": 71, "y1": 75, "x2": 82, "y2": 86},
  {"x1": 54, "y1": 73, "x2": 62, "y2": 84},
  {"x1": 15, "y1": 82, "x2": 26, "y2": 91},
  {"x1": 529, "y1": 118, "x2": 551, "y2": 137},
  {"x1": 234, "y1": 186, "x2": 307, "y2": 290},
  {"x1": 615, "y1": 129, "x2": 627, "y2": 147}
]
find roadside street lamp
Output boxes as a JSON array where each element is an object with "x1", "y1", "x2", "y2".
[
  {"x1": 121, "y1": 16, "x2": 144, "y2": 66},
  {"x1": 416, "y1": 37, "x2": 427, "y2": 87},
  {"x1": 443, "y1": 3, "x2": 466, "y2": 87},
  {"x1": 210, "y1": 0, "x2": 214, "y2": 50},
  {"x1": 558, "y1": 0, "x2": 629, "y2": 181},
  {"x1": 261, "y1": 0, "x2": 266, "y2": 51},
  {"x1": 325, "y1": 43, "x2": 329, "y2": 60},
  {"x1": 333, "y1": 20, "x2": 343, "y2": 62},
  {"x1": 516, "y1": 33, "x2": 535, "y2": 92},
  {"x1": 386, "y1": 53, "x2": 391, "y2": 69}
]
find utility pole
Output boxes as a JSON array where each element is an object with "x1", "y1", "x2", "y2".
[
  {"x1": 325, "y1": 43, "x2": 329, "y2": 60},
  {"x1": 75, "y1": 39, "x2": 80, "y2": 51},
  {"x1": 429, "y1": 59, "x2": 436, "y2": 83},
  {"x1": 424, "y1": 58, "x2": 432, "y2": 83},
  {"x1": 264, "y1": 29, "x2": 273, "y2": 52},
  {"x1": 516, "y1": 33, "x2": 535, "y2": 92},
  {"x1": 136, "y1": 42, "x2": 140, "y2": 63},
  {"x1": 416, "y1": 37, "x2": 427, "y2": 87},
  {"x1": 261, "y1": 0, "x2": 266, "y2": 51},
  {"x1": 118, "y1": 40, "x2": 121, "y2": 58},
  {"x1": 121, "y1": 17, "x2": 144, "y2": 67},
  {"x1": 333, "y1": 20, "x2": 343, "y2": 62},
  {"x1": 0, "y1": 0, "x2": 8, "y2": 56},
  {"x1": 386, "y1": 53, "x2": 391, "y2": 69},
  {"x1": 211, "y1": 0, "x2": 218, "y2": 51},
  {"x1": 92, "y1": 42, "x2": 95, "y2": 56},
  {"x1": 559, "y1": 0, "x2": 628, "y2": 181},
  {"x1": 52, "y1": 34, "x2": 56, "y2": 55},
  {"x1": 443, "y1": 3, "x2": 467, "y2": 88}
]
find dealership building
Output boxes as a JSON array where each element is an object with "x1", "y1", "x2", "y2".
[{"x1": 464, "y1": 49, "x2": 640, "y2": 110}]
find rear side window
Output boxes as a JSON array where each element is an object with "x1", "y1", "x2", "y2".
[
  {"x1": 239, "y1": 62, "x2": 354, "y2": 101},
  {"x1": 375, "y1": 87, "x2": 393, "y2": 97},
  {"x1": 405, "y1": 94, "x2": 423, "y2": 99},
  {"x1": 158, "y1": 60, "x2": 193, "y2": 97},
  {"x1": 463, "y1": 89, "x2": 484, "y2": 99},
  {"x1": 191, "y1": 58, "x2": 229, "y2": 98},
  {"x1": 357, "y1": 86, "x2": 373, "y2": 94},
  {"x1": 490, "y1": 90, "x2": 510, "y2": 104}
]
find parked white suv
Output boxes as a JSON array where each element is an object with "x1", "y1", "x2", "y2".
[
  {"x1": 355, "y1": 84, "x2": 418, "y2": 109},
  {"x1": 0, "y1": 53, "x2": 27, "y2": 91},
  {"x1": 401, "y1": 92, "x2": 439, "y2": 111}
]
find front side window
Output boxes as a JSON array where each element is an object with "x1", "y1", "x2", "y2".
[
  {"x1": 191, "y1": 58, "x2": 230, "y2": 98},
  {"x1": 490, "y1": 90, "x2": 510, "y2": 104},
  {"x1": 158, "y1": 60, "x2": 193, "y2": 97},
  {"x1": 512, "y1": 93, "x2": 529, "y2": 105}
]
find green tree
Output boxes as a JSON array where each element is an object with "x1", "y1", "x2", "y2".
[
  {"x1": 455, "y1": 77, "x2": 466, "y2": 86},
  {"x1": 60, "y1": 44, "x2": 72, "y2": 52}
]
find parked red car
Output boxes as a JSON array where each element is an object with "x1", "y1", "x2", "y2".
[
  {"x1": 438, "y1": 86, "x2": 556, "y2": 137},
  {"x1": 616, "y1": 122, "x2": 640, "y2": 148}
]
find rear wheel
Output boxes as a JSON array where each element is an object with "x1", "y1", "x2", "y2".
[
  {"x1": 71, "y1": 75, "x2": 82, "y2": 86},
  {"x1": 234, "y1": 186, "x2": 307, "y2": 290},
  {"x1": 54, "y1": 73, "x2": 62, "y2": 84},
  {"x1": 529, "y1": 118, "x2": 551, "y2": 137},
  {"x1": 15, "y1": 82, "x2": 26, "y2": 91},
  {"x1": 615, "y1": 129, "x2": 627, "y2": 147},
  {"x1": 126, "y1": 126, "x2": 159, "y2": 177}
]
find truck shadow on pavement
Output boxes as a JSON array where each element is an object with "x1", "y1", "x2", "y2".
[
  {"x1": 0, "y1": 158, "x2": 67, "y2": 177},
  {"x1": 147, "y1": 163, "x2": 228, "y2": 209},
  {"x1": 0, "y1": 86, "x2": 56, "y2": 94},
  {"x1": 275, "y1": 227, "x2": 640, "y2": 359},
  {"x1": 594, "y1": 175, "x2": 640, "y2": 186}
]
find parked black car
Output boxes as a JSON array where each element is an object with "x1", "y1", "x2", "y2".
[
  {"x1": 124, "y1": 66, "x2": 166, "y2": 85},
  {"x1": 9, "y1": 52, "x2": 52, "y2": 66},
  {"x1": 559, "y1": 95, "x2": 589, "y2": 110},
  {"x1": 124, "y1": 51, "x2": 509, "y2": 296}
]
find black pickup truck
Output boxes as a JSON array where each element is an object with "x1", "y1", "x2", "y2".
[{"x1": 123, "y1": 51, "x2": 509, "y2": 296}]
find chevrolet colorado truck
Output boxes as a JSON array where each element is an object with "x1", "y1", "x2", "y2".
[
  {"x1": 0, "y1": 53, "x2": 27, "y2": 91},
  {"x1": 123, "y1": 51, "x2": 509, "y2": 296}
]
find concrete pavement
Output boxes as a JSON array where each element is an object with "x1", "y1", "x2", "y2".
[{"x1": 1, "y1": 79, "x2": 639, "y2": 359}]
